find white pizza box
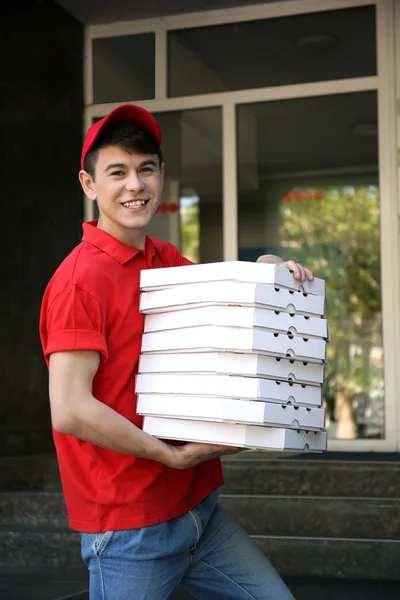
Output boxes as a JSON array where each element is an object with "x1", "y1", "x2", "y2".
[
  {"x1": 140, "y1": 282, "x2": 325, "y2": 317},
  {"x1": 140, "y1": 261, "x2": 325, "y2": 297},
  {"x1": 135, "y1": 374, "x2": 322, "y2": 407},
  {"x1": 138, "y1": 352, "x2": 325, "y2": 386},
  {"x1": 137, "y1": 394, "x2": 325, "y2": 430},
  {"x1": 143, "y1": 416, "x2": 327, "y2": 451},
  {"x1": 144, "y1": 305, "x2": 328, "y2": 340},
  {"x1": 141, "y1": 326, "x2": 326, "y2": 363}
]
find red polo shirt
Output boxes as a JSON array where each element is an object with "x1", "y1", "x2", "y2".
[{"x1": 39, "y1": 221, "x2": 223, "y2": 533}]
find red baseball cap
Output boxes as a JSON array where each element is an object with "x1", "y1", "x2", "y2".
[{"x1": 81, "y1": 104, "x2": 162, "y2": 170}]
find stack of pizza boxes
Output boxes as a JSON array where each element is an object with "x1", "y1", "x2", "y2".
[{"x1": 136, "y1": 261, "x2": 328, "y2": 453}]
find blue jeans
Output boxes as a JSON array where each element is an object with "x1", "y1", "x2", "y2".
[{"x1": 81, "y1": 490, "x2": 294, "y2": 600}]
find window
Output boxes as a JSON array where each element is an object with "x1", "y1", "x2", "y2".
[
  {"x1": 168, "y1": 6, "x2": 376, "y2": 96},
  {"x1": 93, "y1": 34, "x2": 155, "y2": 103}
]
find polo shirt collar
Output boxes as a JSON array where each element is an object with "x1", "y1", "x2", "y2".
[{"x1": 82, "y1": 220, "x2": 156, "y2": 265}]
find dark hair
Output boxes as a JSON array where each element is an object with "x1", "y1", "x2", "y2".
[{"x1": 84, "y1": 120, "x2": 163, "y2": 179}]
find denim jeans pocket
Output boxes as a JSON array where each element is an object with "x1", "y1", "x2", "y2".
[{"x1": 94, "y1": 530, "x2": 114, "y2": 556}]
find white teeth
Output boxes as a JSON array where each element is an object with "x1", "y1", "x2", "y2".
[{"x1": 123, "y1": 200, "x2": 146, "y2": 208}]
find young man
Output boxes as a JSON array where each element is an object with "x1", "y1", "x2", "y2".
[{"x1": 40, "y1": 104, "x2": 313, "y2": 600}]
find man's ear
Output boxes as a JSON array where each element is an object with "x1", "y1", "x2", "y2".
[
  {"x1": 79, "y1": 170, "x2": 97, "y2": 200},
  {"x1": 160, "y1": 163, "x2": 165, "y2": 191}
]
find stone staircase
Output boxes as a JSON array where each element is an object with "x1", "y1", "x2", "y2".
[
  {"x1": 0, "y1": 453, "x2": 399, "y2": 580},
  {"x1": 222, "y1": 453, "x2": 400, "y2": 580}
]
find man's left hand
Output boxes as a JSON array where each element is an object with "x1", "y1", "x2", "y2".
[{"x1": 256, "y1": 254, "x2": 314, "y2": 282}]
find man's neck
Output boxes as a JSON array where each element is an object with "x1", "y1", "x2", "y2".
[{"x1": 96, "y1": 217, "x2": 146, "y2": 249}]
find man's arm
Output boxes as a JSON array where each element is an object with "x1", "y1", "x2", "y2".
[{"x1": 49, "y1": 350, "x2": 240, "y2": 469}]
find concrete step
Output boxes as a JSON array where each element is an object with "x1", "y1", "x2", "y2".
[
  {"x1": 222, "y1": 454, "x2": 400, "y2": 497},
  {"x1": 0, "y1": 566, "x2": 88, "y2": 600},
  {"x1": 0, "y1": 529, "x2": 399, "y2": 580},
  {"x1": 2, "y1": 492, "x2": 400, "y2": 542},
  {"x1": 254, "y1": 536, "x2": 400, "y2": 580},
  {"x1": 0, "y1": 529, "x2": 81, "y2": 567},
  {"x1": 219, "y1": 494, "x2": 400, "y2": 539},
  {"x1": 1, "y1": 453, "x2": 399, "y2": 498},
  {"x1": 1, "y1": 569, "x2": 400, "y2": 600},
  {"x1": 0, "y1": 454, "x2": 61, "y2": 491},
  {"x1": 0, "y1": 492, "x2": 67, "y2": 527}
]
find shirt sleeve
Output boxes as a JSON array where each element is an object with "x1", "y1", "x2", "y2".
[
  {"x1": 43, "y1": 284, "x2": 108, "y2": 361},
  {"x1": 170, "y1": 245, "x2": 195, "y2": 266}
]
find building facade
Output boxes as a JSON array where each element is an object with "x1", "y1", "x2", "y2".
[
  {"x1": 1, "y1": 0, "x2": 399, "y2": 582},
  {"x1": 82, "y1": 0, "x2": 400, "y2": 453},
  {"x1": 2, "y1": 0, "x2": 400, "y2": 456}
]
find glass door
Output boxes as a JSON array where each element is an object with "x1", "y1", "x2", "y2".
[{"x1": 237, "y1": 92, "x2": 384, "y2": 442}]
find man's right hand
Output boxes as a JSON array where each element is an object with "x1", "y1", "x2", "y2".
[{"x1": 165, "y1": 442, "x2": 243, "y2": 469}]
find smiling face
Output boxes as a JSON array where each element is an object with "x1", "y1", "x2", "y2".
[{"x1": 79, "y1": 144, "x2": 165, "y2": 248}]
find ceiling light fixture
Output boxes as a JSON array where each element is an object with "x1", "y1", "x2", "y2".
[
  {"x1": 296, "y1": 33, "x2": 341, "y2": 51},
  {"x1": 351, "y1": 122, "x2": 378, "y2": 137}
]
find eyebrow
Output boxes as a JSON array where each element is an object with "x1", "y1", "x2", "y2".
[
  {"x1": 139, "y1": 159, "x2": 158, "y2": 169},
  {"x1": 103, "y1": 163, "x2": 127, "y2": 173},
  {"x1": 103, "y1": 159, "x2": 158, "y2": 173}
]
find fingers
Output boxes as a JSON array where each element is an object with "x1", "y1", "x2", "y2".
[
  {"x1": 304, "y1": 267, "x2": 314, "y2": 281},
  {"x1": 281, "y1": 260, "x2": 314, "y2": 281},
  {"x1": 174, "y1": 442, "x2": 244, "y2": 468},
  {"x1": 217, "y1": 445, "x2": 243, "y2": 455},
  {"x1": 297, "y1": 263, "x2": 307, "y2": 282},
  {"x1": 281, "y1": 260, "x2": 303, "y2": 280},
  {"x1": 195, "y1": 443, "x2": 241, "y2": 456}
]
